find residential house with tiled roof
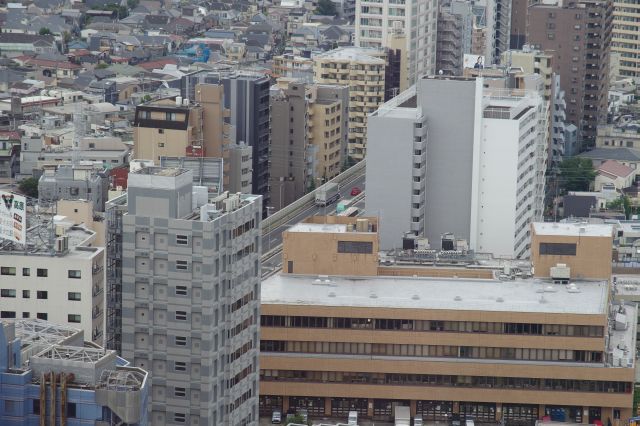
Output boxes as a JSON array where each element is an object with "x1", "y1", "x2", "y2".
[{"x1": 595, "y1": 160, "x2": 637, "y2": 191}]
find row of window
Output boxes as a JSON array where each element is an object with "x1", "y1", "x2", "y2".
[
  {"x1": 259, "y1": 369, "x2": 632, "y2": 393},
  {"x1": 260, "y1": 315, "x2": 604, "y2": 337},
  {"x1": 1, "y1": 290, "x2": 81, "y2": 301},
  {"x1": 0, "y1": 267, "x2": 81, "y2": 278},
  {"x1": 0, "y1": 311, "x2": 80, "y2": 322},
  {"x1": 260, "y1": 340, "x2": 604, "y2": 363}
]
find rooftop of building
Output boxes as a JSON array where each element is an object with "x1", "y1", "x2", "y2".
[
  {"x1": 134, "y1": 166, "x2": 186, "y2": 177},
  {"x1": 0, "y1": 217, "x2": 101, "y2": 259},
  {"x1": 532, "y1": 222, "x2": 614, "y2": 237},
  {"x1": 262, "y1": 274, "x2": 608, "y2": 315},
  {"x1": 598, "y1": 160, "x2": 635, "y2": 178},
  {"x1": 313, "y1": 47, "x2": 385, "y2": 64},
  {"x1": 289, "y1": 221, "x2": 375, "y2": 234},
  {"x1": 2, "y1": 319, "x2": 147, "y2": 395}
]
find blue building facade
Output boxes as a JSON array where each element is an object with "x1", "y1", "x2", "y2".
[{"x1": 0, "y1": 320, "x2": 149, "y2": 425}]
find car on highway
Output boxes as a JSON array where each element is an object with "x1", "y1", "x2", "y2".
[{"x1": 350, "y1": 187, "x2": 362, "y2": 196}]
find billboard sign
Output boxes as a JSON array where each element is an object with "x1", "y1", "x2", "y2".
[
  {"x1": 463, "y1": 54, "x2": 485, "y2": 69},
  {"x1": 0, "y1": 191, "x2": 26, "y2": 243}
]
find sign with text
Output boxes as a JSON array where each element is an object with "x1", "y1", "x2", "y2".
[{"x1": 0, "y1": 191, "x2": 26, "y2": 244}]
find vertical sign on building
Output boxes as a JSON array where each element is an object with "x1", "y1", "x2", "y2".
[{"x1": 0, "y1": 191, "x2": 26, "y2": 243}]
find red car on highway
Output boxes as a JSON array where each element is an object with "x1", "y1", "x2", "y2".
[{"x1": 350, "y1": 187, "x2": 362, "y2": 196}]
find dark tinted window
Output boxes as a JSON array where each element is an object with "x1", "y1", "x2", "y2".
[
  {"x1": 539, "y1": 242, "x2": 576, "y2": 255},
  {"x1": 337, "y1": 241, "x2": 373, "y2": 254}
]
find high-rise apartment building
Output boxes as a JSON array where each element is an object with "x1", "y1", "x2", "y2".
[
  {"x1": 313, "y1": 48, "x2": 386, "y2": 161},
  {"x1": 366, "y1": 76, "x2": 547, "y2": 257},
  {"x1": 385, "y1": 27, "x2": 409, "y2": 100},
  {"x1": 180, "y1": 72, "x2": 271, "y2": 208},
  {"x1": 510, "y1": 0, "x2": 527, "y2": 49},
  {"x1": 527, "y1": 0, "x2": 613, "y2": 148},
  {"x1": 502, "y1": 48, "x2": 568, "y2": 166},
  {"x1": 355, "y1": 0, "x2": 437, "y2": 83},
  {"x1": 134, "y1": 87, "x2": 226, "y2": 161},
  {"x1": 108, "y1": 167, "x2": 261, "y2": 425},
  {"x1": 0, "y1": 217, "x2": 105, "y2": 344},
  {"x1": 269, "y1": 80, "x2": 349, "y2": 210},
  {"x1": 611, "y1": 0, "x2": 640, "y2": 77},
  {"x1": 471, "y1": 0, "x2": 512, "y2": 63},
  {"x1": 436, "y1": 0, "x2": 474, "y2": 75},
  {"x1": 0, "y1": 319, "x2": 149, "y2": 425},
  {"x1": 259, "y1": 219, "x2": 635, "y2": 423}
]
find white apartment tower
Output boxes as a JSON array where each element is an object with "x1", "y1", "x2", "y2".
[
  {"x1": 366, "y1": 76, "x2": 547, "y2": 258},
  {"x1": 355, "y1": 0, "x2": 437, "y2": 83}
]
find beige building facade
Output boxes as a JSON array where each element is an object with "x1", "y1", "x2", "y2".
[
  {"x1": 133, "y1": 84, "x2": 226, "y2": 161},
  {"x1": 313, "y1": 48, "x2": 386, "y2": 161},
  {"x1": 260, "y1": 219, "x2": 634, "y2": 424},
  {"x1": 269, "y1": 79, "x2": 349, "y2": 209}
]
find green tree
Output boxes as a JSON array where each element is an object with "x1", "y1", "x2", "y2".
[
  {"x1": 62, "y1": 31, "x2": 72, "y2": 43},
  {"x1": 607, "y1": 195, "x2": 634, "y2": 219},
  {"x1": 39, "y1": 27, "x2": 52, "y2": 35},
  {"x1": 315, "y1": 0, "x2": 337, "y2": 15},
  {"x1": 18, "y1": 178, "x2": 39, "y2": 199},
  {"x1": 95, "y1": 63, "x2": 109, "y2": 69},
  {"x1": 286, "y1": 414, "x2": 309, "y2": 426},
  {"x1": 127, "y1": 0, "x2": 139, "y2": 9},
  {"x1": 557, "y1": 157, "x2": 597, "y2": 192}
]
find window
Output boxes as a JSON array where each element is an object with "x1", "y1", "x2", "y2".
[
  {"x1": 1, "y1": 311, "x2": 15, "y2": 318},
  {"x1": 37, "y1": 269, "x2": 48, "y2": 277},
  {"x1": 68, "y1": 270, "x2": 81, "y2": 279},
  {"x1": 1, "y1": 267, "x2": 16, "y2": 276},
  {"x1": 158, "y1": 129, "x2": 164, "y2": 134},
  {"x1": 37, "y1": 313, "x2": 48, "y2": 320},
  {"x1": 174, "y1": 387, "x2": 186, "y2": 397},
  {"x1": 22, "y1": 268, "x2": 30, "y2": 276},
  {"x1": 175, "y1": 361, "x2": 187, "y2": 371},
  {"x1": 337, "y1": 241, "x2": 373, "y2": 254},
  {"x1": 539, "y1": 242, "x2": 577, "y2": 255},
  {"x1": 176, "y1": 260, "x2": 189, "y2": 270},
  {"x1": 68, "y1": 314, "x2": 81, "y2": 323},
  {"x1": 22, "y1": 312, "x2": 29, "y2": 318},
  {"x1": 68, "y1": 292, "x2": 81, "y2": 301},
  {"x1": 1, "y1": 289, "x2": 16, "y2": 298},
  {"x1": 176, "y1": 235, "x2": 188, "y2": 245},
  {"x1": 158, "y1": 143, "x2": 165, "y2": 147},
  {"x1": 33, "y1": 400, "x2": 40, "y2": 415},
  {"x1": 67, "y1": 402, "x2": 76, "y2": 418},
  {"x1": 174, "y1": 413, "x2": 186, "y2": 423},
  {"x1": 175, "y1": 286, "x2": 187, "y2": 296},
  {"x1": 176, "y1": 311, "x2": 187, "y2": 321},
  {"x1": 22, "y1": 290, "x2": 30, "y2": 298},
  {"x1": 166, "y1": 112, "x2": 177, "y2": 121},
  {"x1": 175, "y1": 336, "x2": 187, "y2": 346},
  {"x1": 37, "y1": 291, "x2": 48, "y2": 300}
]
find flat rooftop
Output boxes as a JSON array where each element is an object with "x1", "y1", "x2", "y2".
[
  {"x1": 288, "y1": 223, "x2": 348, "y2": 233},
  {"x1": 532, "y1": 222, "x2": 613, "y2": 238},
  {"x1": 133, "y1": 166, "x2": 185, "y2": 177},
  {"x1": 0, "y1": 221, "x2": 100, "y2": 259},
  {"x1": 262, "y1": 274, "x2": 609, "y2": 315}
]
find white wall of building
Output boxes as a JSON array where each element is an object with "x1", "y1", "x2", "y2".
[
  {"x1": 474, "y1": 117, "x2": 519, "y2": 256},
  {"x1": 0, "y1": 249, "x2": 104, "y2": 344},
  {"x1": 355, "y1": 0, "x2": 437, "y2": 82}
]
